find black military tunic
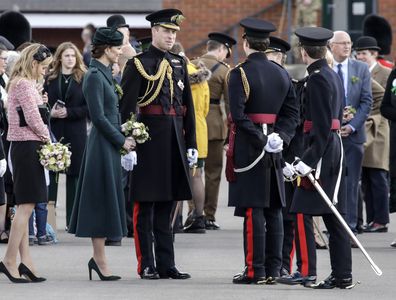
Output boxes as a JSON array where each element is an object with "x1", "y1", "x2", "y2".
[
  {"x1": 228, "y1": 53, "x2": 298, "y2": 209},
  {"x1": 121, "y1": 45, "x2": 196, "y2": 203}
]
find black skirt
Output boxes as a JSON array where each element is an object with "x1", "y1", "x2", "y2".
[{"x1": 11, "y1": 141, "x2": 47, "y2": 205}]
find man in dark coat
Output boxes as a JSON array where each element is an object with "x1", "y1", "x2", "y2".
[
  {"x1": 228, "y1": 18, "x2": 298, "y2": 284},
  {"x1": 289, "y1": 27, "x2": 352, "y2": 289},
  {"x1": 120, "y1": 9, "x2": 196, "y2": 280}
]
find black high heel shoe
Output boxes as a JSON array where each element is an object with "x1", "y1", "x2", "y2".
[
  {"x1": 18, "y1": 263, "x2": 46, "y2": 282},
  {"x1": 88, "y1": 258, "x2": 121, "y2": 281},
  {"x1": 0, "y1": 261, "x2": 30, "y2": 283}
]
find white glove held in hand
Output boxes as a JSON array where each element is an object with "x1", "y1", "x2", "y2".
[
  {"x1": 121, "y1": 151, "x2": 137, "y2": 171},
  {"x1": 0, "y1": 159, "x2": 7, "y2": 177},
  {"x1": 282, "y1": 162, "x2": 295, "y2": 179},
  {"x1": 294, "y1": 160, "x2": 312, "y2": 177},
  {"x1": 187, "y1": 148, "x2": 198, "y2": 167},
  {"x1": 264, "y1": 133, "x2": 283, "y2": 153}
]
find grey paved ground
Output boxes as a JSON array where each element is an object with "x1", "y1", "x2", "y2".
[{"x1": 1, "y1": 174, "x2": 396, "y2": 299}]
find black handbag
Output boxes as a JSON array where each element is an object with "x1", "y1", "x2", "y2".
[{"x1": 16, "y1": 104, "x2": 50, "y2": 127}]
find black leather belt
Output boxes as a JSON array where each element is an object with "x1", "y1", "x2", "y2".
[{"x1": 210, "y1": 98, "x2": 220, "y2": 105}]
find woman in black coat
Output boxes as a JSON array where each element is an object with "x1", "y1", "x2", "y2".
[{"x1": 44, "y1": 42, "x2": 88, "y2": 228}]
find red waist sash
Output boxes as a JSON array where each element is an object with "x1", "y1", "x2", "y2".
[
  {"x1": 303, "y1": 119, "x2": 340, "y2": 133},
  {"x1": 139, "y1": 105, "x2": 186, "y2": 116},
  {"x1": 226, "y1": 113, "x2": 277, "y2": 182}
]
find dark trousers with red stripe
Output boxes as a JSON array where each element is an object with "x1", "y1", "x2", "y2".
[
  {"x1": 243, "y1": 207, "x2": 283, "y2": 278},
  {"x1": 281, "y1": 213, "x2": 316, "y2": 276},
  {"x1": 133, "y1": 201, "x2": 175, "y2": 274},
  {"x1": 294, "y1": 214, "x2": 316, "y2": 276}
]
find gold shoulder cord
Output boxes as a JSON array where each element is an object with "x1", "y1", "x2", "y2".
[
  {"x1": 239, "y1": 67, "x2": 250, "y2": 100},
  {"x1": 133, "y1": 57, "x2": 174, "y2": 107}
]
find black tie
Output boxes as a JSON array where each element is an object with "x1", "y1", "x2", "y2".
[{"x1": 337, "y1": 64, "x2": 344, "y2": 87}]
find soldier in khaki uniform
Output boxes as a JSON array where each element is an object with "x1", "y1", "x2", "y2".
[{"x1": 192, "y1": 33, "x2": 236, "y2": 229}]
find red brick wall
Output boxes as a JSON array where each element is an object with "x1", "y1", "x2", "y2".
[
  {"x1": 378, "y1": 1, "x2": 396, "y2": 62},
  {"x1": 163, "y1": 0, "x2": 284, "y2": 63}
]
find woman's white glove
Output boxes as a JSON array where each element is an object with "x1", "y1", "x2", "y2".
[
  {"x1": 121, "y1": 151, "x2": 137, "y2": 171},
  {"x1": 264, "y1": 132, "x2": 283, "y2": 153},
  {"x1": 0, "y1": 159, "x2": 7, "y2": 177},
  {"x1": 187, "y1": 148, "x2": 198, "y2": 167}
]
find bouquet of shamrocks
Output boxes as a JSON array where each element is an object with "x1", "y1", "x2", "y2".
[
  {"x1": 120, "y1": 114, "x2": 150, "y2": 155},
  {"x1": 38, "y1": 142, "x2": 71, "y2": 172},
  {"x1": 343, "y1": 105, "x2": 356, "y2": 124}
]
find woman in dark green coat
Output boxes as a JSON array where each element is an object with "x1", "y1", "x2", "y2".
[{"x1": 68, "y1": 27, "x2": 135, "y2": 281}]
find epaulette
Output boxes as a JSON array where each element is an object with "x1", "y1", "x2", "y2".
[
  {"x1": 91, "y1": 67, "x2": 98, "y2": 73},
  {"x1": 229, "y1": 61, "x2": 244, "y2": 72}
]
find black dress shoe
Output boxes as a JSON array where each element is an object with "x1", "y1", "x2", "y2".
[
  {"x1": 232, "y1": 271, "x2": 266, "y2": 284},
  {"x1": 183, "y1": 216, "x2": 206, "y2": 233},
  {"x1": 276, "y1": 271, "x2": 316, "y2": 287},
  {"x1": 159, "y1": 267, "x2": 191, "y2": 279},
  {"x1": 364, "y1": 223, "x2": 388, "y2": 233},
  {"x1": 205, "y1": 219, "x2": 220, "y2": 230},
  {"x1": 140, "y1": 266, "x2": 160, "y2": 279},
  {"x1": 279, "y1": 267, "x2": 290, "y2": 277},
  {"x1": 312, "y1": 274, "x2": 352, "y2": 289},
  {"x1": 390, "y1": 240, "x2": 396, "y2": 248}
]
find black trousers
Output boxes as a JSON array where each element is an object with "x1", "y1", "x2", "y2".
[
  {"x1": 323, "y1": 214, "x2": 352, "y2": 279},
  {"x1": 133, "y1": 201, "x2": 175, "y2": 274},
  {"x1": 282, "y1": 213, "x2": 316, "y2": 276},
  {"x1": 282, "y1": 219, "x2": 295, "y2": 274},
  {"x1": 243, "y1": 207, "x2": 283, "y2": 278},
  {"x1": 362, "y1": 167, "x2": 390, "y2": 225}
]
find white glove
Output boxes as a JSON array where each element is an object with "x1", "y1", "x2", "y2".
[
  {"x1": 293, "y1": 160, "x2": 312, "y2": 177},
  {"x1": 282, "y1": 162, "x2": 295, "y2": 179},
  {"x1": 264, "y1": 133, "x2": 283, "y2": 153},
  {"x1": 121, "y1": 151, "x2": 137, "y2": 171},
  {"x1": 187, "y1": 148, "x2": 198, "y2": 167},
  {"x1": 0, "y1": 159, "x2": 7, "y2": 177}
]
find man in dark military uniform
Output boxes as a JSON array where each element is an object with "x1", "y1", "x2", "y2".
[
  {"x1": 289, "y1": 27, "x2": 353, "y2": 289},
  {"x1": 228, "y1": 18, "x2": 298, "y2": 284},
  {"x1": 192, "y1": 32, "x2": 236, "y2": 230},
  {"x1": 120, "y1": 9, "x2": 196, "y2": 280},
  {"x1": 266, "y1": 36, "x2": 318, "y2": 286}
]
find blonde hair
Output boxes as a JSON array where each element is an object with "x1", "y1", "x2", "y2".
[
  {"x1": 7, "y1": 43, "x2": 52, "y2": 91},
  {"x1": 47, "y1": 42, "x2": 87, "y2": 83}
]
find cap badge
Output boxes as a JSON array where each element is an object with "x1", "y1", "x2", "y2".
[{"x1": 171, "y1": 14, "x2": 185, "y2": 25}]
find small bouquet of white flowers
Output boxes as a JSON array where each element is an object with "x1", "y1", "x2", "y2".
[
  {"x1": 120, "y1": 114, "x2": 150, "y2": 155},
  {"x1": 38, "y1": 142, "x2": 72, "y2": 172}
]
